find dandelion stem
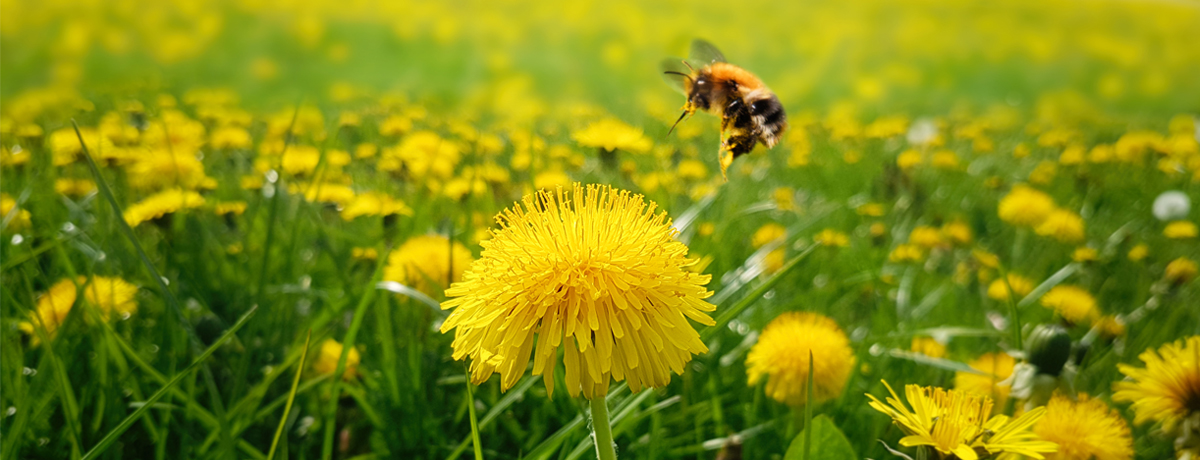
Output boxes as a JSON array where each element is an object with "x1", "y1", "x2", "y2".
[{"x1": 590, "y1": 395, "x2": 618, "y2": 460}]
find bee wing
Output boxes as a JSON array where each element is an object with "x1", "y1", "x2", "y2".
[
  {"x1": 660, "y1": 58, "x2": 692, "y2": 94},
  {"x1": 689, "y1": 39, "x2": 727, "y2": 65}
]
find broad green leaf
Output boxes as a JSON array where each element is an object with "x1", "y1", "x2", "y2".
[{"x1": 783, "y1": 415, "x2": 856, "y2": 460}]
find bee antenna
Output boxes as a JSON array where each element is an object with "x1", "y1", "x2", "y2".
[
  {"x1": 681, "y1": 60, "x2": 695, "y2": 72},
  {"x1": 667, "y1": 110, "x2": 689, "y2": 136},
  {"x1": 663, "y1": 71, "x2": 694, "y2": 83}
]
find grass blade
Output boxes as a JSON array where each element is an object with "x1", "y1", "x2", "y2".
[
  {"x1": 80, "y1": 305, "x2": 258, "y2": 460},
  {"x1": 703, "y1": 243, "x2": 820, "y2": 341},
  {"x1": 267, "y1": 330, "x2": 313, "y2": 460}
]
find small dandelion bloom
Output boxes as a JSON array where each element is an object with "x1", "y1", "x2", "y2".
[
  {"x1": 751, "y1": 223, "x2": 787, "y2": 248},
  {"x1": 987, "y1": 274, "x2": 1035, "y2": 302},
  {"x1": 1036, "y1": 209, "x2": 1086, "y2": 243},
  {"x1": 931, "y1": 150, "x2": 961, "y2": 170},
  {"x1": 1034, "y1": 394, "x2": 1133, "y2": 460},
  {"x1": 941, "y1": 221, "x2": 973, "y2": 245},
  {"x1": 888, "y1": 244, "x2": 925, "y2": 263},
  {"x1": 867, "y1": 380, "x2": 1056, "y2": 460},
  {"x1": 533, "y1": 170, "x2": 572, "y2": 191},
  {"x1": 82, "y1": 276, "x2": 138, "y2": 318},
  {"x1": 350, "y1": 247, "x2": 378, "y2": 261},
  {"x1": 570, "y1": 118, "x2": 652, "y2": 153},
  {"x1": 1072, "y1": 247, "x2": 1098, "y2": 263},
  {"x1": 1040, "y1": 285, "x2": 1098, "y2": 325},
  {"x1": 1095, "y1": 315, "x2": 1126, "y2": 339},
  {"x1": 1, "y1": 193, "x2": 32, "y2": 232},
  {"x1": 18, "y1": 278, "x2": 78, "y2": 342},
  {"x1": 746, "y1": 312, "x2": 855, "y2": 406},
  {"x1": 911, "y1": 337, "x2": 947, "y2": 359},
  {"x1": 383, "y1": 235, "x2": 473, "y2": 297},
  {"x1": 1127, "y1": 243, "x2": 1149, "y2": 262},
  {"x1": 312, "y1": 339, "x2": 360, "y2": 380},
  {"x1": 813, "y1": 228, "x2": 850, "y2": 247},
  {"x1": 1164, "y1": 257, "x2": 1198, "y2": 285},
  {"x1": 999, "y1": 185, "x2": 1056, "y2": 228},
  {"x1": 857, "y1": 202, "x2": 886, "y2": 217},
  {"x1": 55, "y1": 178, "x2": 97, "y2": 198},
  {"x1": 340, "y1": 192, "x2": 414, "y2": 221},
  {"x1": 897, "y1": 149, "x2": 923, "y2": 170},
  {"x1": 440, "y1": 185, "x2": 715, "y2": 399},
  {"x1": 1164, "y1": 220, "x2": 1198, "y2": 239},
  {"x1": 909, "y1": 225, "x2": 945, "y2": 248},
  {"x1": 123, "y1": 189, "x2": 206, "y2": 227},
  {"x1": 1114, "y1": 336, "x2": 1200, "y2": 431},
  {"x1": 955, "y1": 352, "x2": 1016, "y2": 408},
  {"x1": 213, "y1": 201, "x2": 247, "y2": 216}
]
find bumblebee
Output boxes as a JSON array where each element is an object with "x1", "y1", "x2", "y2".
[{"x1": 663, "y1": 39, "x2": 787, "y2": 179}]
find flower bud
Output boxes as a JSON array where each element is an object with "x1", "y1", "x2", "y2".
[{"x1": 1026, "y1": 324, "x2": 1072, "y2": 376}]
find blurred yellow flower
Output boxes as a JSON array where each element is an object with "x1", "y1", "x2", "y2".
[
  {"x1": 383, "y1": 235, "x2": 473, "y2": 297},
  {"x1": 1095, "y1": 315, "x2": 1126, "y2": 339},
  {"x1": 1034, "y1": 394, "x2": 1132, "y2": 460},
  {"x1": 1113, "y1": 336, "x2": 1200, "y2": 431},
  {"x1": 747, "y1": 312, "x2": 855, "y2": 406},
  {"x1": 941, "y1": 221, "x2": 973, "y2": 246},
  {"x1": 909, "y1": 225, "x2": 944, "y2": 248},
  {"x1": 678, "y1": 160, "x2": 709, "y2": 180},
  {"x1": 213, "y1": 201, "x2": 247, "y2": 216},
  {"x1": 1071, "y1": 247, "x2": 1098, "y2": 263},
  {"x1": 2, "y1": 193, "x2": 32, "y2": 232},
  {"x1": 897, "y1": 149, "x2": 923, "y2": 170},
  {"x1": 888, "y1": 243, "x2": 924, "y2": 263},
  {"x1": 18, "y1": 278, "x2": 78, "y2": 343},
  {"x1": 987, "y1": 274, "x2": 1035, "y2": 302},
  {"x1": 813, "y1": 228, "x2": 850, "y2": 248},
  {"x1": 1040, "y1": 285, "x2": 1098, "y2": 325},
  {"x1": 1035, "y1": 209, "x2": 1085, "y2": 243},
  {"x1": 1163, "y1": 220, "x2": 1197, "y2": 239},
  {"x1": 210, "y1": 126, "x2": 252, "y2": 149},
  {"x1": 351, "y1": 247, "x2": 378, "y2": 261},
  {"x1": 772, "y1": 187, "x2": 795, "y2": 211},
  {"x1": 340, "y1": 192, "x2": 413, "y2": 221},
  {"x1": 127, "y1": 150, "x2": 213, "y2": 191},
  {"x1": 571, "y1": 118, "x2": 651, "y2": 153},
  {"x1": 857, "y1": 202, "x2": 886, "y2": 217},
  {"x1": 81, "y1": 276, "x2": 138, "y2": 318},
  {"x1": 55, "y1": 178, "x2": 97, "y2": 198},
  {"x1": 302, "y1": 183, "x2": 355, "y2": 206},
  {"x1": 1127, "y1": 243, "x2": 1149, "y2": 262},
  {"x1": 1164, "y1": 257, "x2": 1198, "y2": 285},
  {"x1": 955, "y1": 352, "x2": 1015, "y2": 408},
  {"x1": 440, "y1": 185, "x2": 715, "y2": 399},
  {"x1": 999, "y1": 185, "x2": 1055, "y2": 228},
  {"x1": 280, "y1": 145, "x2": 322, "y2": 176},
  {"x1": 931, "y1": 150, "x2": 960, "y2": 170},
  {"x1": 911, "y1": 337, "x2": 946, "y2": 359},
  {"x1": 124, "y1": 189, "x2": 206, "y2": 227},
  {"x1": 533, "y1": 170, "x2": 572, "y2": 191},
  {"x1": 312, "y1": 339, "x2": 360, "y2": 380},
  {"x1": 751, "y1": 223, "x2": 787, "y2": 248}
]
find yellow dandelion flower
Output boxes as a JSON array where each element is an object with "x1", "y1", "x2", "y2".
[
  {"x1": 751, "y1": 223, "x2": 787, "y2": 248},
  {"x1": 889, "y1": 244, "x2": 925, "y2": 263},
  {"x1": 311, "y1": 339, "x2": 360, "y2": 380},
  {"x1": 210, "y1": 126, "x2": 252, "y2": 150},
  {"x1": 1035, "y1": 394, "x2": 1132, "y2": 460},
  {"x1": 302, "y1": 183, "x2": 355, "y2": 206},
  {"x1": 1, "y1": 193, "x2": 32, "y2": 232},
  {"x1": 955, "y1": 352, "x2": 1015, "y2": 409},
  {"x1": 1164, "y1": 221, "x2": 1198, "y2": 239},
  {"x1": 533, "y1": 170, "x2": 572, "y2": 191},
  {"x1": 383, "y1": 235, "x2": 473, "y2": 297},
  {"x1": 761, "y1": 248, "x2": 786, "y2": 275},
  {"x1": 1072, "y1": 247, "x2": 1098, "y2": 263},
  {"x1": 280, "y1": 145, "x2": 322, "y2": 176},
  {"x1": 1165, "y1": 257, "x2": 1198, "y2": 285},
  {"x1": 868, "y1": 380, "x2": 1056, "y2": 460},
  {"x1": 909, "y1": 225, "x2": 945, "y2": 248},
  {"x1": 55, "y1": 178, "x2": 97, "y2": 198},
  {"x1": 351, "y1": 247, "x2": 378, "y2": 261},
  {"x1": 746, "y1": 312, "x2": 855, "y2": 406},
  {"x1": 870, "y1": 222, "x2": 887, "y2": 238},
  {"x1": 570, "y1": 118, "x2": 652, "y2": 153},
  {"x1": 213, "y1": 201, "x2": 247, "y2": 216},
  {"x1": 972, "y1": 249, "x2": 1001, "y2": 269},
  {"x1": 355, "y1": 143, "x2": 378, "y2": 159},
  {"x1": 911, "y1": 337, "x2": 947, "y2": 359},
  {"x1": 1095, "y1": 315, "x2": 1126, "y2": 339},
  {"x1": 1114, "y1": 336, "x2": 1200, "y2": 431},
  {"x1": 941, "y1": 221, "x2": 973, "y2": 246},
  {"x1": 931, "y1": 150, "x2": 961, "y2": 170},
  {"x1": 678, "y1": 160, "x2": 709, "y2": 181},
  {"x1": 987, "y1": 274, "x2": 1035, "y2": 302},
  {"x1": 440, "y1": 185, "x2": 716, "y2": 399},
  {"x1": 857, "y1": 202, "x2": 886, "y2": 217},
  {"x1": 813, "y1": 228, "x2": 850, "y2": 248},
  {"x1": 999, "y1": 185, "x2": 1056, "y2": 228},
  {"x1": 897, "y1": 149, "x2": 923, "y2": 170},
  {"x1": 340, "y1": 192, "x2": 414, "y2": 221},
  {"x1": 81, "y1": 276, "x2": 139, "y2": 318},
  {"x1": 1040, "y1": 285, "x2": 1098, "y2": 325},
  {"x1": 1127, "y1": 243, "x2": 1149, "y2": 262},
  {"x1": 1035, "y1": 209, "x2": 1086, "y2": 243},
  {"x1": 19, "y1": 278, "x2": 78, "y2": 343},
  {"x1": 123, "y1": 189, "x2": 206, "y2": 227},
  {"x1": 772, "y1": 187, "x2": 795, "y2": 211},
  {"x1": 126, "y1": 150, "x2": 212, "y2": 191}
]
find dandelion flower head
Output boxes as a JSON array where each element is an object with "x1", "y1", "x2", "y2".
[
  {"x1": 123, "y1": 188, "x2": 206, "y2": 227},
  {"x1": 1113, "y1": 336, "x2": 1200, "y2": 431},
  {"x1": 955, "y1": 351, "x2": 1016, "y2": 408},
  {"x1": 746, "y1": 312, "x2": 855, "y2": 406},
  {"x1": 1034, "y1": 394, "x2": 1133, "y2": 460},
  {"x1": 868, "y1": 380, "x2": 1056, "y2": 460},
  {"x1": 570, "y1": 118, "x2": 652, "y2": 153},
  {"x1": 1039, "y1": 285, "x2": 1099, "y2": 325},
  {"x1": 440, "y1": 184, "x2": 716, "y2": 399},
  {"x1": 999, "y1": 184, "x2": 1056, "y2": 228},
  {"x1": 383, "y1": 235, "x2": 473, "y2": 297}
]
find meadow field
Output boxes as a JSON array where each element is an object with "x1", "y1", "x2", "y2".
[{"x1": 2, "y1": 0, "x2": 1200, "y2": 459}]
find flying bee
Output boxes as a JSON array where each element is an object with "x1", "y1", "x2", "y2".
[{"x1": 663, "y1": 39, "x2": 787, "y2": 179}]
